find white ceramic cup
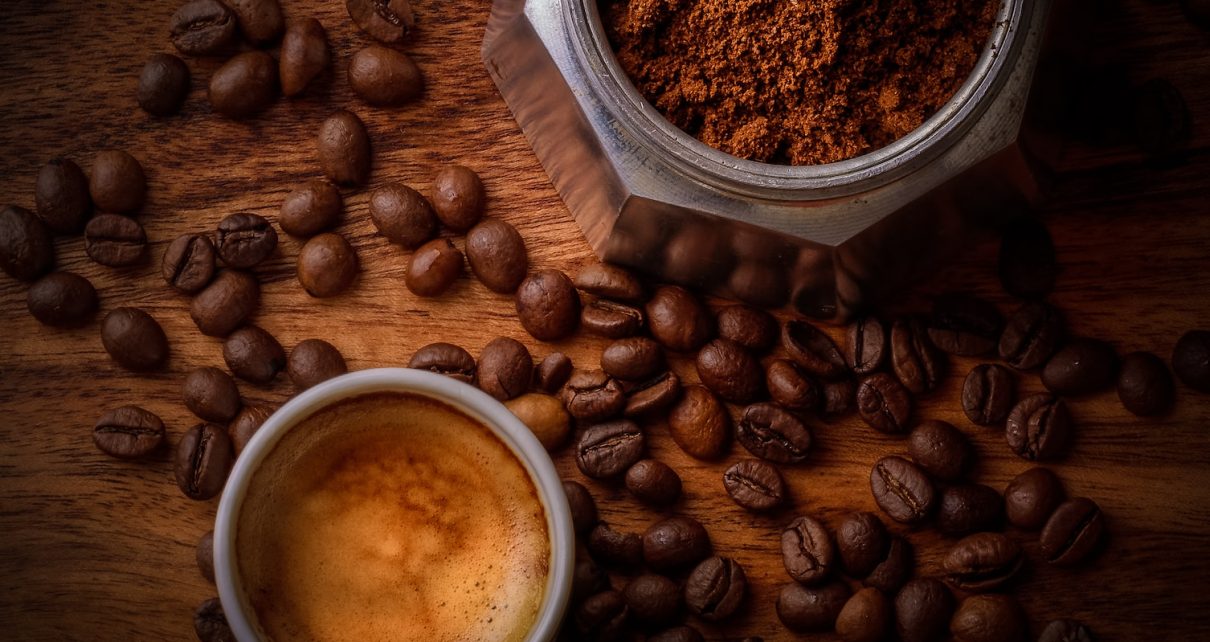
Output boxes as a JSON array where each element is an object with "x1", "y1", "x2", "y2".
[{"x1": 213, "y1": 368, "x2": 574, "y2": 642}]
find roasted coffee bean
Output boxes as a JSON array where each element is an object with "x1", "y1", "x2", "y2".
[
  {"x1": 836, "y1": 587, "x2": 891, "y2": 642},
  {"x1": 571, "y1": 545, "x2": 611, "y2": 603},
  {"x1": 197, "y1": 530, "x2": 215, "y2": 583},
  {"x1": 870, "y1": 456, "x2": 936, "y2": 524},
  {"x1": 942, "y1": 532, "x2": 1023, "y2": 592},
  {"x1": 624, "y1": 371, "x2": 681, "y2": 418},
  {"x1": 937, "y1": 484, "x2": 1004, "y2": 536},
  {"x1": 576, "y1": 420, "x2": 644, "y2": 479},
  {"x1": 516, "y1": 269, "x2": 581, "y2": 341},
  {"x1": 191, "y1": 270, "x2": 259, "y2": 337},
  {"x1": 208, "y1": 51, "x2": 278, "y2": 119},
  {"x1": 1004, "y1": 466, "x2": 1064, "y2": 530},
  {"x1": 765, "y1": 359, "x2": 820, "y2": 412},
  {"x1": 716, "y1": 304, "x2": 778, "y2": 352},
  {"x1": 0, "y1": 205, "x2": 53, "y2": 281},
  {"x1": 169, "y1": 0, "x2": 237, "y2": 56},
  {"x1": 427, "y1": 165, "x2": 486, "y2": 233},
  {"x1": 506, "y1": 393, "x2": 570, "y2": 450},
  {"x1": 1005, "y1": 394, "x2": 1072, "y2": 461},
  {"x1": 998, "y1": 217, "x2": 1056, "y2": 299},
  {"x1": 368, "y1": 183, "x2": 438, "y2": 248},
  {"x1": 962, "y1": 364, "x2": 1015, "y2": 426},
  {"x1": 89, "y1": 150, "x2": 145, "y2": 214},
  {"x1": 163, "y1": 234, "x2": 217, "y2": 293},
  {"x1": 287, "y1": 338, "x2": 346, "y2": 391},
  {"x1": 349, "y1": 45, "x2": 424, "y2": 106},
  {"x1": 856, "y1": 373, "x2": 912, "y2": 435},
  {"x1": 193, "y1": 597, "x2": 235, "y2": 642},
  {"x1": 175, "y1": 423, "x2": 234, "y2": 500},
  {"x1": 346, "y1": 0, "x2": 415, "y2": 44},
  {"x1": 35, "y1": 158, "x2": 91, "y2": 234},
  {"x1": 1173, "y1": 329, "x2": 1210, "y2": 392},
  {"x1": 667, "y1": 384, "x2": 729, "y2": 459},
  {"x1": 563, "y1": 480, "x2": 598, "y2": 535},
  {"x1": 776, "y1": 581, "x2": 850, "y2": 632},
  {"x1": 601, "y1": 337, "x2": 664, "y2": 381},
  {"x1": 477, "y1": 337, "x2": 532, "y2": 401},
  {"x1": 84, "y1": 214, "x2": 146, "y2": 267},
  {"x1": 536, "y1": 352, "x2": 572, "y2": 393},
  {"x1": 27, "y1": 272, "x2": 97, "y2": 327},
  {"x1": 297, "y1": 232, "x2": 358, "y2": 297},
  {"x1": 280, "y1": 180, "x2": 342, "y2": 237},
  {"x1": 907, "y1": 420, "x2": 973, "y2": 482},
  {"x1": 695, "y1": 338, "x2": 763, "y2": 403},
  {"x1": 408, "y1": 342, "x2": 475, "y2": 383},
  {"x1": 279, "y1": 18, "x2": 329, "y2": 96},
  {"x1": 223, "y1": 325, "x2": 285, "y2": 383},
  {"x1": 895, "y1": 578, "x2": 954, "y2": 642},
  {"x1": 723, "y1": 459, "x2": 785, "y2": 511},
  {"x1": 575, "y1": 262, "x2": 645, "y2": 303},
  {"x1": 226, "y1": 0, "x2": 284, "y2": 45},
  {"x1": 781, "y1": 516, "x2": 835, "y2": 585},
  {"x1": 1038, "y1": 619, "x2": 1096, "y2": 642},
  {"x1": 863, "y1": 536, "x2": 913, "y2": 593},
  {"x1": 563, "y1": 370, "x2": 625, "y2": 421},
  {"x1": 783, "y1": 319, "x2": 847, "y2": 379},
  {"x1": 1117, "y1": 351, "x2": 1175, "y2": 416},
  {"x1": 406, "y1": 237, "x2": 463, "y2": 296},
  {"x1": 183, "y1": 366, "x2": 241, "y2": 423},
  {"x1": 1131, "y1": 77, "x2": 1192, "y2": 157},
  {"x1": 1041, "y1": 338, "x2": 1118, "y2": 396},
  {"x1": 625, "y1": 459, "x2": 681, "y2": 506},
  {"x1": 891, "y1": 317, "x2": 947, "y2": 394},
  {"x1": 928, "y1": 293, "x2": 1003, "y2": 356},
  {"x1": 648, "y1": 626, "x2": 704, "y2": 642},
  {"x1": 465, "y1": 218, "x2": 527, "y2": 293},
  {"x1": 999, "y1": 301, "x2": 1063, "y2": 370},
  {"x1": 836, "y1": 512, "x2": 889, "y2": 578},
  {"x1": 229, "y1": 404, "x2": 272, "y2": 455},
  {"x1": 589, "y1": 521, "x2": 644, "y2": 568},
  {"x1": 581, "y1": 299, "x2": 645, "y2": 338},
  {"x1": 622, "y1": 574, "x2": 682, "y2": 625},
  {"x1": 1040, "y1": 497, "x2": 1105, "y2": 565},
  {"x1": 102, "y1": 307, "x2": 168, "y2": 371},
  {"x1": 642, "y1": 516, "x2": 711, "y2": 571},
  {"x1": 950, "y1": 594, "x2": 1026, "y2": 642},
  {"x1": 318, "y1": 110, "x2": 371, "y2": 186},
  {"x1": 646, "y1": 285, "x2": 713, "y2": 352},
  {"x1": 93, "y1": 406, "x2": 165, "y2": 459},
  {"x1": 138, "y1": 52, "x2": 191, "y2": 117},
  {"x1": 737, "y1": 402, "x2": 811, "y2": 464},
  {"x1": 822, "y1": 377, "x2": 855, "y2": 418},
  {"x1": 216, "y1": 213, "x2": 276, "y2": 268},
  {"x1": 845, "y1": 316, "x2": 887, "y2": 375},
  {"x1": 685, "y1": 557, "x2": 746, "y2": 621},
  {"x1": 576, "y1": 590, "x2": 631, "y2": 642}
]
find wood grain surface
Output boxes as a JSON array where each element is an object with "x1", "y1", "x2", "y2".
[{"x1": 2, "y1": 1, "x2": 1209, "y2": 640}]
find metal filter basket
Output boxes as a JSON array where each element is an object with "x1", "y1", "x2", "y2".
[{"x1": 483, "y1": 0, "x2": 1053, "y2": 320}]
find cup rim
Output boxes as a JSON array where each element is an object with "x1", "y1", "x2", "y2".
[{"x1": 214, "y1": 367, "x2": 574, "y2": 642}]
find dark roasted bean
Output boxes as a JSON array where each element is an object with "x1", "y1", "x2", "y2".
[
  {"x1": 998, "y1": 301, "x2": 1063, "y2": 370},
  {"x1": 1005, "y1": 394, "x2": 1072, "y2": 461},
  {"x1": 193, "y1": 597, "x2": 235, "y2": 642},
  {"x1": 723, "y1": 459, "x2": 785, "y2": 511},
  {"x1": 623, "y1": 371, "x2": 681, "y2": 418},
  {"x1": 667, "y1": 385, "x2": 729, "y2": 459},
  {"x1": 1004, "y1": 466, "x2": 1064, "y2": 530},
  {"x1": 936, "y1": 484, "x2": 1005, "y2": 536},
  {"x1": 279, "y1": 180, "x2": 343, "y2": 238},
  {"x1": 170, "y1": 0, "x2": 237, "y2": 56},
  {"x1": 622, "y1": 573, "x2": 681, "y2": 625},
  {"x1": 863, "y1": 536, "x2": 913, "y2": 593},
  {"x1": 891, "y1": 317, "x2": 946, "y2": 394},
  {"x1": 781, "y1": 516, "x2": 835, "y2": 585},
  {"x1": 836, "y1": 512, "x2": 889, "y2": 578},
  {"x1": 216, "y1": 212, "x2": 277, "y2": 269},
  {"x1": 1041, "y1": 338, "x2": 1118, "y2": 396},
  {"x1": 783, "y1": 319, "x2": 847, "y2": 379},
  {"x1": 695, "y1": 338, "x2": 763, "y2": 403},
  {"x1": 646, "y1": 285, "x2": 713, "y2": 352},
  {"x1": 477, "y1": 337, "x2": 532, "y2": 401},
  {"x1": 648, "y1": 626, "x2": 704, "y2": 642},
  {"x1": 85, "y1": 214, "x2": 146, "y2": 267},
  {"x1": 575, "y1": 590, "x2": 630, "y2": 641},
  {"x1": 429, "y1": 165, "x2": 484, "y2": 233},
  {"x1": 563, "y1": 370, "x2": 625, "y2": 422},
  {"x1": 408, "y1": 342, "x2": 475, "y2": 383},
  {"x1": 504, "y1": 395, "x2": 567, "y2": 448},
  {"x1": 776, "y1": 581, "x2": 850, "y2": 632},
  {"x1": 182, "y1": 366, "x2": 241, "y2": 423},
  {"x1": 845, "y1": 316, "x2": 887, "y2": 375},
  {"x1": 175, "y1": 423, "x2": 234, "y2": 500},
  {"x1": 297, "y1": 232, "x2": 359, "y2": 298},
  {"x1": 563, "y1": 480, "x2": 598, "y2": 535},
  {"x1": 1172, "y1": 329, "x2": 1210, "y2": 392},
  {"x1": 196, "y1": 530, "x2": 215, "y2": 584},
  {"x1": 574, "y1": 261, "x2": 646, "y2": 303},
  {"x1": 602, "y1": 337, "x2": 664, "y2": 381},
  {"x1": 536, "y1": 352, "x2": 573, "y2": 393},
  {"x1": 35, "y1": 157, "x2": 91, "y2": 233},
  {"x1": 287, "y1": 339, "x2": 347, "y2": 391},
  {"x1": 856, "y1": 373, "x2": 912, "y2": 435},
  {"x1": 466, "y1": 218, "x2": 527, "y2": 293},
  {"x1": 716, "y1": 304, "x2": 778, "y2": 352},
  {"x1": 642, "y1": 515, "x2": 711, "y2": 571},
  {"x1": 950, "y1": 594, "x2": 1026, "y2": 642},
  {"x1": 1038, "y1": 619, "x2": 1096, "y2": 642},
  {"x1": 1117, "y1": 351, "x2": 1176, "y2": 416},
  {"x1": 962, "y1": 364, "x2": 1015, "y2": 426},
  {"x1": 516, "y1": 269, "x2": 581, "y2": 341},
  {"x1": 907, "y1": 420, "x2": 973, "y2": 482},
  {"x1": 222, "y1": 325, "x2": 286, "y2": 383},
  {"x1": 684, "y1": 557, "x2": 746, "y2": 621},
  {"x1": 101, "y1": 307, "x2": 169, "y2": 371},
  {"x1": 369, "y1": 183, "x2": 438, "y2": 248},
  {"x1": 625, "y1": 459, "x2": 682, "y2": 506},
  {"x1": 581, "y1": 299, "x2": 645, "y2": 338},
  {"x1": 766, "y1": 359, "x2": 821, "y2": 412},
  {"x1": 589, "y1": 521, "x2": 643, "y2": 568},
  {"x1": 93, "y1": 406, "x2": 165, "y2": 459},
  {"x1": 737, "y1": 402, "x2": 811, "y2": 464},
  {"x1": 894, "y1": 578, "x2": 954, "y2": 642},
  {"x1": 1040, "y1": 497, "x2": 1106, "y2": 566},
  {"x1": 224, "y1": 0, "x2": 284, "y2": 44},
  {"x1": 208, "y1": 51, "x2": 278, "y2": 119},
  {"x1": 26, "y1": 272, "x2": 97, "y2": 327},
  {"x1": 576, "y1": 420, "x2": 645, "y2": 479},
  {"x1": 89, "y1": 150, "x2": 145, "y2": 214},
  {"x1": 406, "y1": 237, "x2": 463, "y2": 297},
  {"x1": 228, "y1": 404, "x2": 273, "y2": 456},
  {"x1": 346, "y1": 0, "x2": 415, "y2": 43},
  {"x1": 870, "y1": 456, "x2": 935, "y2": 524},
  {"x1": 162, "y1": 234, "x2": 217, "y2": 294},
  {"x1": 942, "y1": 532, "x2": 1024, "y2": 592},
  {"x1": 318, "y1": 110, "x2": 371, "y2": 186},
  {"x1": 835, "y1": 587, "x2": 891, "y2": 642},
  {"x1": 0, "y1": 205, "x2": 54, "y2": 282},
  {"x1": 279, "y1": 18, "x2": 329, "y2": 96},
  {"x1": 349, "y1": 45, "x2": 424, "y2": 106}
]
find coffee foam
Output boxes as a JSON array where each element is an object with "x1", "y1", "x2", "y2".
[{"x1": 237, "y1": 392, "x2": 550, "y2": 642}]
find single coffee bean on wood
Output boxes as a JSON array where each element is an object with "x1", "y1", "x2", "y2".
[
  {"x1": 845, "y1": 316, "x2": 887, "y2": 375},
  {"x1": 696, "y1": 338, "x2": 763, "y2": 403},
  {"x1": 928, "y1": 293, "x2": 1003, "y2": 356},
  {"x1": 223, "y1": 325, "x2": 286, "y2": 383},
  {"x1": 516, "y1": 269, "x2": 581, "y2": 341},
  {"x1": 465, "y1": 218, "x2": 527, "y2": 293},
  {"x1": 894, "y1": 578, "x2": 954, "y2": 642},
  {"x1": 723, "y1": 459, "x2": 786, "y2": 511},
  {"x1": 162, "y1": 234, "x2": 217, "y2": 294},
  {"x1": 27, "y1": 272, "x2": 97, "y2": 327},
  {"x1": 279, "y1": 17, "x2": 329, "y2": 97},
  {"x1": 576, "y1": 420, "x2": 645, "y2": 479},
  {"x1": 89, "y1": 150, "x2": 146, "y2": 214},
  {"x1": 101, "y1": 307, "x2": 168, "y2": 371},
  {"x1": 602, "y1": 336, "x2": 664, "y2": 381},
  {"x1": 667, "y1": 384, "x2": 729, "y2": 459},
  {"x1": 536, "y1": 352, "x2": 572, "y2": 393},
  {"x1": 349, "y1": 45, "x2": 424, "y2": 106},
  {"x1": 624, "y1": 370, "x2": 682, "y2": 418},
  {"x1": 623, "y1": 573, "x2": 682, "y2": 625},
  {"x1": 642, "y1": 515, "x2": 711, "y2": 571},
  {"x1": 279, "y1": 180, "x2": 342, "y2": 237},
  {"x1": 716, "y1": 304, "x2": 778, "y2": 352},
  {"x1": 856, "y1": 373, "x2": 912, "y2": 435},
  {"x1": 175, "y1": 423, "x2": 234, "y2": 500},
  {"x1": 625, "y1": 459, "x2": 682, "y2": 506},
  {"x1": 229, "y1": 404, "x2": 272, "y2": 456},
  {"x1": 562, "y1": 370, "x2": 625, "y2": 422},
  {"x1": 942, "y1": 532, "x2": 1024, "y2": 592},
  {"x1": 781, "y1": 515, "x2": 836, "y2": 585},
  {"x1": 1005, "y1": 393, "x2": 1072, "y2": 461},
  {"x1": 430, "y1": 165, "x2": 484, "y2": 233},
  {"x1": 287, "y1": 339, "x2": 347, "y2": 391},
  {"x1": 737, "y1": 402, "x2": 812, "y2": 464},
  {"x1": 506, "y1": 393, "x2": 570, "y2": 450},
  {"x1": 766, "y1": 359, "x2": 821, "y2": 412},
  {"x1": 783, "y1": 319, "x2": 847, "y2": 379},
  {"x1": 0, "y1": 205, "x2": 53, "y2": 281},
  {"x1": 999, "y1": 217, "x2": 1057, "y2": 299},
  {"x1": 138, "y1": 52, "x2": 190, "y2": 116},
  {"x1": 563, "y1": 480, "x2": 598, "y2": 535},
  {"x1": 1041, "y1": 338, "x2": 1118, "y2": 396},
  {"x1": 370, "y1": 183, "x2": 439, "y2": 248},
  {"x1": 685, "y1": 557, "x2": 746, "y2": 621},
  {"x1": 575, "y1": 590, "x2": 631, "y2": 640},
  {"x1": 182, "y1": 366, "x2": 241, "y2": 423},
  {"x1": 408, "y1": 342, "x2": 475, "y2": 383},
  {"x1": 216, "y1": 212, "x2": 277, "y2": 269},
  {"x1": 1172, "y1": 329, "x2": 1210, "y2": 391},
  {"x1": 208, "y1": 51, "x2": 278, "y2": 119},
  {"x1": 223, "y1": 0, "x2": 284, "y2": 44},
  {"x1": 406, "y1": 237, "x2": 463, "y2": 297},
  {"x1": 907, "y1": 420, "x2": 973, "y2": 482},
  {"x1": 575, "y1": 261, "x2": 646, "y2": 303},
  {"x1": 1038, "y1": 619, "x2": 1096, "y2": 642},
  {"x1": 836, "y1": 512, "x2": 890, "y2": 578},
  {"x1": 870, "y1": 456, "x2": 935, "y2": 524},
  {"x1": 196, "y1": 530, "x2": 215, "y2": 584},
  {"x1": 85, "y1": 214, "x2": 146, "y2": 267},
  {"x1": 93, "y1": 406, "x2": 165, "y2": 459},
  {"x1": 589, "y1": 521, "x2": 644, "y2": 568},
  {"x1": 1040, "y1": 497, "x2": 1106, "y2": 566},
  {"x1": 581, "y1": 299, "x2": 645, "y2": 338},
  {"x1": 1004, "y1": 466, "x2": 1064, "y2": 530},
  {"x1": 999, "y1": 301, "x2": 1064, "y2": 370},
  {"x1": 1117, "y1": 351, "x2": 1175, "y2": 416},
  {"x1": 863, "y1": 536, "x2": 913, "y2": 593},
  {"x1": 950, "y1": 594, "x2": 1026, "y2": 642},
  {"x1": 35, "y1": 157, "x2": 91, "y2": 233},
  {"x1": 346, "y1": 0, "x2": 415, "y2": 43},
  {"x1": 318, "y1": 110, "x2": 371, "y2": 186},
  {"x1": 646, "y1": 285, "x2": 714, "y2": 352},
  {"x1": 477, "y1": 336, "x2": 533, "y2": 401},
  {"x1": 190, "y1": 270, "x2": 259, "y2": 337},
  {"x1": 835, "y1": 587, "x2": 891, "y2": 642},
  {"x1": 297, "y1": 232, "x2": 358, "y2": 297},
  {"x1": 193, "y1": 597, "x2": 235, "y2": 642},
  {"x1": 169, "y1": 0, "x2": 237, "y2": 56},
  {"x1": 776, "y1": 581, "x2": 850, "y2": 632},
  {"x1": 936, "y1": 484, "x2": 1004, "y2": 536},
  {"x1": 962, "y1": 364, "x2": 1015, "y2": 426},
  {"x1": 891, "y1": 317, "x2": 947, "y2": 394}
]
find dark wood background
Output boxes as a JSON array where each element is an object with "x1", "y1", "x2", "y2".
[{"x1": 1, "y1": 0, "x2": 1209, "y2": 640}]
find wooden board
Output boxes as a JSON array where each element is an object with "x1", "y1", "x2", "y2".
[{"x1": 1, "y1": 0, "x2": 1209, "y2": 640}]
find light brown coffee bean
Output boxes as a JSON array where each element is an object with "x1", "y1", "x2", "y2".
[
  {"x1": 279, "y1": 18, "x2": 329, "y2": 96},
  {"x1": 280, "y1": 180, "x2": 342, "y2": 237},
  {"x1": 430, "y1": 165, "x2": 485, "y2": 233},
  {"x1": 317, "y1": 109, "x2": 371, "y2": 186},
  {"x1": 368, "y1": 182, "x2": 436, "y2": 248},
  {"x1": 349, "y1": 45, "x2": 424, "y2": 106}
]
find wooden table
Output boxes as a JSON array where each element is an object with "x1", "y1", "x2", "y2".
[{"x1": 2, "y1": 1, "x2": 1208, "y2": 640}]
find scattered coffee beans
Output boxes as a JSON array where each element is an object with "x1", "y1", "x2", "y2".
[
  {"x1": 225, "y1": 0, "x2": 284, "y2": 45},
  {"x1": 279, "y1": 17, "x2": 329, "y2": 97},
  {"x1": 936, "y1": 484, "x2": 1004, "y2": 536},
  {"x1": 942, "y1": 532, "x2": 1023, "y2": 592},
  {"x1": 562, "y1": 370, "x2": 625, "y2": 421},
  {"x1": 962, "y1": 364, "x2": 1015, "y2": 426},
  {"x1": 279, "y1": 180, "x2": 342, "y2": 237},
  {"x1": 101, "y1": 307, "x2": 169, "y2": 371},
  {"x1": 907, "y1": 420, "x2": 972, "y2": 482},
  {"x1": 1041, "y1": 338, "x2": 1118, "y2": 396},
  {"x1": 723, "y1": 459, "x2": 785, "y2": 511},
  {"x1": 845, "y1": 316, "x2": 887, "y2": 375},
  {"x1": 1172, "y1": 329, "x2": 1210, "y2": 392},
  {"x1": 0, "y1": 205, "x2": 54, "y2": 281},
  {"x1": 408, "y1": 342, "x2": 476, "y2": 383},
  {"x1": 647, "y1": 285, "x2": 713, "y2": 352},
  {"x1": 999, "y1": 217, "x2": 1057, "y2": 299},
  {"x1": 835, "y1": 587, "x2": 891, "y2": 642},
  {"x1": 297, "y1": 232, "x2": 359, "y2": 297},
  {"x1": 776, "y1": 580, "x2": 850, "y2": 632},
  {"x1": 716, "y1": 304, "x2": 778, "y2": 352},
  {"x1": 208, "y1": 51, "x2": 279, "y2": 119},
  {"x1": 781, "y1": 516, "x2": 835, "y2": 585},
  {"x1": 783, "y1": 319, "x2": 847, "y2": 380},
  {"x1": 891, "y1": 317, "x2": 947, "y2": 394},
  {"x1": 516, "y1": 269, "x2": 581, "y2": 341},
  {"x1": 182, "y1": 366, "x2": 241, "y2": 423},
  {"x1": 196, "y1": 530, "x2": 215, "y2": 584},
  {"x1": 287, "y1": 338, "x2": 347, "y2": 391},
  {"x1": 563, "y1": 480, "x2": 598, "y2": 535},
  {"x1": 575, "y1": 589, "x2": 631, "y2": 640},
  {"x1": 190, "y1": 270, "x2": 259, "y2": 337},
  {"x1": 85, "y1": 214, "x2": 146, "y2": 267},
  {"x1": 642, "y1": 515, "x2": 711, "y2": 571},
  {"x1": 1040, "y1": 497, "x2": 1105, "y2": 566},
  {"x1": 623, "y1": 573, "x2": 682, "y2": 625},
  {"x1": 870, "y1": 456, "x2": 936, "y2": 524},
  {"x1": 950, "y1": 594, "x2": 1026, "y2": 642},
  {"x1": 894, "y1": 578, "x2": 954, "y2": 642},
  {"x1": 685, "y1": 556, "x2": 746, "y2": 621},
  {"x1": 836, "y1": 512, "x2": 890, "y2": 578},
  {"x1": 765, "y1": 359, "x2": 821, "y2": 412},
  {"x1": 589, "y1": 521, "x2": 643, "y2": 568},
  {"x1": 576, "y1": 420, "x2": 645, "y2": 479},
  {"x1": 222, "y1": 325, "x2": 286, "y2": 383},
  {"x1": 1116, "y1": 351, "x2": 1175, "y2": 416},
  {"x1": 477, "y1": 336, "x2": 533, "y2": 401},
  {"x1": 346, "y1": 0, "x2": 415, "y2": 44},
  {"x1": 93, "y1": 406, "x2": 165, "y2": 459},
  {"x1": 89, "y1": 150, "x2": 146, "y2": 214},
  {"x1": 536, "y1": 352, "x2": 572, "y2": 393},
  {"x1": 229, "y1": 404, "x2": 272, "y2": 456},
  {"x1": 737, "y1": 403, "x2": 811, "y2": 464},
  {"x1": 465, "y1": 218, "x2": 527, "y2": 293},
  {"x1": 26, "y1": 272, "x2": 97, "y2": 327},
  {"x1": 34, "y1": 157, "x2": 91, "y2": 233},
  {"x1": 1005, "y1": 393, "x2": 1071, "y2": 461},
  {"x1": 575, "y1": 262, "x2": 646, "y2": 304},
  {"x1": 162, "y1": 233, "x2": 217, "y2": 294},
  {"x1": 175, "y1": 423, "x2": 234, "y2": 500},
  {"x1": 193, "y1": 597, "x2": 234, "y2": 642},
  {"x1": 856, "y1": 373, "x2": 912, "y2": 435},
  {"x1": 349, "y1": 46, "x2": 424, "y2": 106},
  {"x1": 928, "y1": 293, "x2": 1003, "y2": 356},
  {"x1": 138, "y1": 53, "x2": 190, "y2": 116},
  {"x1": 318, "y1": 110, "x2": 371, "y2": 186},
  {"x1": 406, "y1": 238, "x2": 463, "y2": 297},
  {"x1": 216, "y1": 212, "x2": 276, "y2": 269},
  {"x1": 506, "y1": 393, "x2": 570, "y2": 450},
  {"x1": 169, "y1": 0, "x2": 237, "y2": 56},
  {"x1": 625, "y1": 459, "x2": 681, "y2": 506},
  {"x1": 999, "y1": 301, "x2": 1064, "y2": 370},
  {"x1": 1004, "y1": 466, "x2": 1064, "y2": 530}
]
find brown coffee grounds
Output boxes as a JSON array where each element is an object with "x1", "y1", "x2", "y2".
[{"x1": 602, "y1": 0, "x2": 999, "y2": 165}]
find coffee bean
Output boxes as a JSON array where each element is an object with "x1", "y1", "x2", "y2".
[
  {"x1": 776, "y1": 581, "x2": 850, "y2": 632},
  {"x1": 318, "y1": 110, "x2": 371, "y2": 186},
  {"x1": 685, "y1": 556, "x2": 746, "y2": 621},
  {"x1": 625, "y1": 459, "x2": 681, "y2": 506},
  {"x1": 835, "y1": 587, "x2": 890, "y2": 642},
  {"x1": 894, "y1": 578, "x2": 954, "y2": 642},
  {"x1": 648, "y1": 626, "x2": 704, "y2": 642},
  {"x1": 581, "y1": 299, "x2": 645, "y2": 338},
  {"x1": 835, "y1": 512, "x2": 889, "y2": 578},
  {"x1": 716, "y1": 304, "x2": 777, "y2": 352},
  {"x1": 1005, "y1": 393, "x2": 1072, "y2": 461},
  {"x1": 1042, "y1": 338, "x2": 1118, "y2": 396},
  {"x1": 408, "y1": 342, "x2": 475, "y2": 383},
  {"x1": 506, "y1": 393, "x2": 570, "y2": 450},
  {"x1": 844, "y1": 316, "x2": 887, "y2": 375},
  {"x1": 575, "y1": 262, "x2": 645, "y2": 303},
  {"x1": 349, "y1": 45, "x2": 424, "y2": 106},
  {"x1": 226, "y1": 0, "x2": 284, "y2": 45},
  {"x1": 196, "y1": 530, "x2": 215, "y2": 584},
  {"x1": 84, "y1": 214, "x2": 146, "y2": 267},
  {"x1": 928, "y1": 293, "x2": 1003, "y2": 356},
  {"x1": 576, "y1": 420, "x2": 644, "y2": 479},
  {"x1": 279, "y1": 180, "x2": 342, "y2": 237},
  {"x1": 297, "y1": 232, "x2": 358, "y2": 297},
  {"x1": 863, "y1": 536, "x2": 913, "y2": 593},
  {"x1": 870, "y1": 456, "x2": 936, "y2": 524},
  {"x1": 406, "y1": 237, "x2": 463, "y2": 296},
  {"x1": 27, "y1": 272, "x2": 97, "y2": 327},
  {"x1": 223, "y1": 325, "x2": 285, "y2": 383},
  {"x1": 1131, "y1": 77, "x2": 1192, "y2": 157},
  {"x1": 723, "y1": 459, "x2": 785, "y2": 511},
  {"x1": 570, "y1": 551, "x2": 614, "y2": 609},
  {"x1": 642, "y1": 515, "x2": 711, "y2": 571},
  {"x1": 666, "y1": 384, "x2": 729, "y2": 459},
  {"x1": 101, "y1": 307, "x2": 168, "y2": 371},
  {"x1": 695, "y1": 338, "x2": 763, "y2": 403},
  {"x1": 856, "y1": 373, "x2": 912, "y2": 434},
  {"x1": 89, "y1": 150, "x2": 146, "y2": 214},
  {"x1": 183, "y1": 366, "x2": 241, "y2": 423},
  {"x1": 563, "y1": 480, "x2": 598, "y2": 535},
  {"x1": 229, "y1": 404, "x2": 272, "y2": 456},
  {"x1": 765, "y1": 359, "x2": 820, "y2": 412},
  {"x1": 737, "y1": 402, "x2": 811, "y2": 464},
  {"x1": 962, "y1": 364, "x2": 1015, "y2": 426},
  {"x1": 216, "y1": 212, "x2": 277, "y2": 269},
  {"x1": 589, "y1": 521, "x2": 644, "y2": 568},
  {"x1": 1040, "y1": 497, "x2": 1105, "y2": 566},
  {"x1": 781, "y1": 516, "x2": 835, "y2": 585},
  {"x1": 1116, "y1": 351, "x2": 1174, "y2": 416},
  {"x1": 169, "y1": 0, "x2": 237, "y2": 56},
  {"x1": 137, "y1": 52, "x2": 191, "y2": 116},
  {"x1": 891, "y1": 317, "x2": 947, "y2": 394},
  {"x1": 937, "y1": 484, "x2": 1004, "y2": 536},
  {"x1": 601, "y1": 337, "x2": 664, "y2": 381},
  {"x1": 821, "y1": 377, "x2": 855, "y2": 418},
  {"x1": 162, "y1": 233, "x2": 217, "y2": 293},
  {"x1": 477, "y1": 337, "x2": 532, "y2": 401},
  {"x1": 93, "y1": 406, "x2": 165, "y2": 459},
  {"x1": 622, "y1": 573, "x2": 682, "y2": 625},
  {"x1": 190, "y1": 270, "x2": 259, "y2": 337},
  {"x1": 1038, "y1": 619, "x2": 1096, "y2": 642},
  {"x1": 346, "y1": 0, "x2": 415, "y2": 44},
  {"x1": 426, "y1": 165, "x2": 485, "y2": 233},
  {"x1": 646, "y1": 285, "x2": 713, "y2": 352},
  {"x1": 279, "y1": 17, "x2": 329, "y2": 96},
  {"x1": 0, "y1": 205, "x2": 53, "y2": 281},
  {"x1": 999, "y1": 301, "x2": 1064, "y2": 370},
  {"x1": 782, "y1": 319, "x2": 847, "y2": 379},
  {"x1": 942, "y1": 532, "x2": 1024, "y2": 592},
  {"x1": 208, "y1": 51, "x2": 278, "y2": 118},
  {"x1": 287, "y1": 338, "x2": 347, "y2": 391},
  {"x1": 536, "y1": 352, "x2": 572, "y2": 393},
  {"x1": 193, "y1": 597, "x2": 235, "y2": 642},
  {"x1": 465, "y1": 218, "x2": 527, "y2": 293},
  {"x1": 175, "y1": 423, "x2": 234, "y2": 500},
  {"x1": 907, "y1": 420, "x2": 972, "y2": 482},
  {"x1": 950, "y1": 594, "x2": 1026, "y2": 642},
  {"x1": 999, "y1": 217, "x2": 1056, "y2": 299},
  {"x1": 1173, "y1": 329, "x2": 1210, "y2": 391},
  {"x1": 562, "y1": 370, "x2": 625, "y2": 422},
  {"x1": 624, "y1": 371, "x2": 681, "y2": 418},
  {"x1": 35, "y1": 157, "x2": 91, "y2": 233},
  {"x1": 1004, "y1": 466, "x2": 1064, "y2": 530},
  {"x1": 516, "y1": 269, "x2": 581, "y2": 341}
]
